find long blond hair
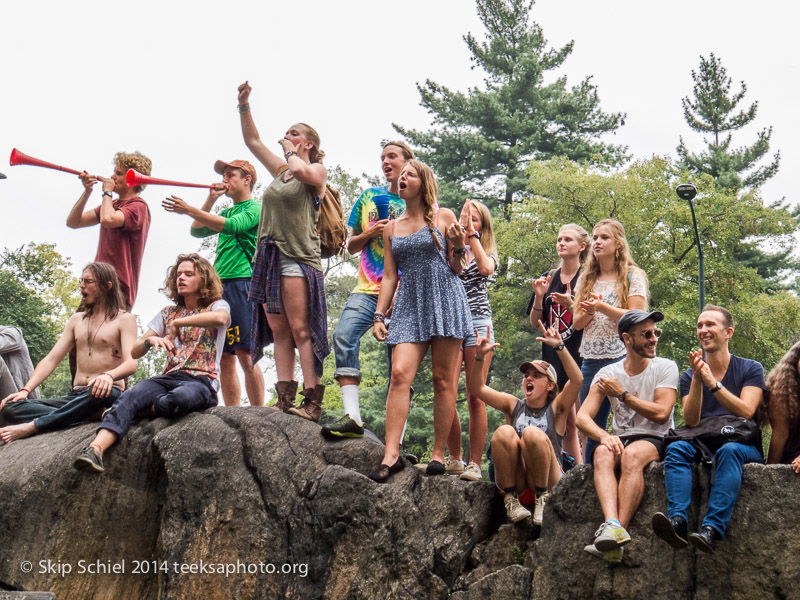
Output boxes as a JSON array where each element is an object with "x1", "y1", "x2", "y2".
[
  {"x1": 573, "y1": 219, "x2": 647, "y2": 309},
  {"x1": 470, "y1": 200, "x2": 497, "y2": 255},
  {"x1": 404, "y1": 160, "x2": 442, "y2": 250}
]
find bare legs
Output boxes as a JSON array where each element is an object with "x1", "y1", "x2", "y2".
[
  {"x1": 447, "y1": 347, "x2": 492, "y2": 464},
  {"x1": 593, "y1": 440, "x2": 659, "y2": 527},
  {"x1": 265, "y1": 276, "x2": 318, "y2": 387},
  {"x1": 380, "y1": 337, "x2": 463, "y2": 467},
  {"x1": 491, "y1": 424, "x2": 561, "y2": 492}
]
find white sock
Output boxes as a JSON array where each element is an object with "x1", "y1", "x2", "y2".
[{"x1": 341, "y1": 385, "x2": 362, "y2": 425}]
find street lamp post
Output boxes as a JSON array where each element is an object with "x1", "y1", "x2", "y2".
[{"x1": 676, "y1": 183, "x2": 703, "y2": 313}]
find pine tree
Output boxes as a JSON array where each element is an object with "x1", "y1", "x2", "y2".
[
  {"x1": 393, "y1": 0, "x2": 626, "y2": 213},
  {"x1": 677, "y1": 53, "x2": 780, "y2": 192}
]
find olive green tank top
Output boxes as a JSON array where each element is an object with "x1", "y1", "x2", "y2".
[{"x1": 258, "y1": 172, "x2": 322, "y2": 271}]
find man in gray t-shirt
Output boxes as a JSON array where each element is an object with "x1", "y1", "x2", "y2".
[
  {"x1": 0, "y1": 327, "x2": 39, "y2": 400},
  {"x1": 577, "y1": 310, "x2": 678, "y2": 562}
]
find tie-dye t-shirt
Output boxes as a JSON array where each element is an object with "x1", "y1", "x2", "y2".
[
  {"x1": 348, "y1": 186, "x2": 405, "y2": 295},
  {"x1": 147, "y1": 299, "x2": 231, "y2": 391}
]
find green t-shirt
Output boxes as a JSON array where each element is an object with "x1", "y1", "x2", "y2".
[{"x1": 191, "y1": 199, "x2": 261, "y2": 279}]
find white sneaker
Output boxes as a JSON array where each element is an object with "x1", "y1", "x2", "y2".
[
  {"x1": 584, "y1": 543, "x2": 623, "y2": 563},
  {"x1": 460, "y1": 461, "x2": 482, "y2": 482},
  {"x1": 533, "y1": 490, "x2": 550, "y2": 526},
  {"x1": 444, "y1": 456, "x2": 465, "y2": 475},
  {"x1": 593, "y1": 520, "x2": 632, "y2": 551},
  {"x1": 504, "y1": 494, "x2": 532, "y2": 523}
]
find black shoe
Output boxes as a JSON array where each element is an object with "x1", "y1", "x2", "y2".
[
  {"x1": 74, "y1": 446, "x2": 105, "y2": 473},
  {"x1": 425, "y1": 460, "x2": 446, "y2": 476},
  {"x1": 689, "y1": 526, "x2": 721, "y2": 554},
  {"x1": 652, "y1": 512, "x2": 688, "y2": 549},
  {"x1": 368, "y1": 458, "x2": 404, "y2": 483},
  {"x1": 321, "y1": 415, "x2": 365, "y2": 439}
]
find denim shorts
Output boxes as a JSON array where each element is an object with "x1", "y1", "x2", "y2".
[
  {"x1": 463, "y1": 314, "x2": 494, "y2": 348},
  {"x1": 278, "y1": 250, "x2": 305, "y2": 277}
]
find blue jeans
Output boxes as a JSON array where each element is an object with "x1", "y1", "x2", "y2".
[
  {"x1": 664, "y1": 440, "x2": 763, "y2": 536},
  {"x1": 2, "y1": 386, "x2": 121, "y2": 432},
  {"x1": 100, "y1": 372, "x2": 216, "y2": 439},
  {"x1": 333, "y1": 293, "x2": 378, "y2": 381},
  {"x1": 579, "y1": 355, "x2": 624, "y2": 462}
]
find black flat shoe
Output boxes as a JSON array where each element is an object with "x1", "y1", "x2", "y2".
[
  {"x1": 689, "y1": 526, "x2": 721, "y2": 554},
  {"x1": 369, "y1": 458, "x2": 404, "y2": 483},
  {"x1": 425, "y1": 460, "x2": 446, "y2": 476},
  {"x1": 652, "y1": 512, "x2": 688, "y2": 549}
]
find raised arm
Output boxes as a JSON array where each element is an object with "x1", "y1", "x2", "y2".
[
  {"x1": 537, "y1": 320, "x2": 582, "y2": 429},
  {"x1": 237, "y1": 82, "x2": 286, "y2": 178},
  {"x1": 66, "y1": 173, "x2": 101, "y2": 229},
  {"x1": 467, "y1": 328, "x2": 517, "y2": 415},
  {"x1": 461, "y1": 200, "x2": 495, "y2": 276}
]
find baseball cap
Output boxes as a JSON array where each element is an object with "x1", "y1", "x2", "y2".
[
  {"x1": 214, "y1": 159, "x2": 257, "y2": 183},
  {"x1": 618, "y1": 309, "x2": 664, "y2": 339},
  {"x1": 519, "y1": 360, "x2": 558, "y2": 384}
]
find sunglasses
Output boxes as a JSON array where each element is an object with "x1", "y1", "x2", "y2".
[{"x1": 633, "y1": 328, "x2": 662, "y2": 340}]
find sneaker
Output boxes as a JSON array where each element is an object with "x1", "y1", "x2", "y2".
[
  {"x1": 584, "y1": 543, "x2": 623, "y2": 563},
  {"x1": 74, "y1": 446, "x2": 104, "y2": 473},
  {"x1": 460, "y1": 461, "x2": 482, "y2": 482},
  {"x1": 503, "y1": 494, "x2": 532, "y2": 523},
  {"x1": 533, "y1": 490, "x2": 550, "y2": 526},
  {"x1": 321, "y1": 414, "x2": 365, "y2": 439},
  {"x1": 444, "y1": 456, "x2": 465, "y2": 475},
  {"x1": 594, "y1": 520, "x2": 632, "y2": 551}
]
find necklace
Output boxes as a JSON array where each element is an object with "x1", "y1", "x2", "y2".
[{"x1": 87, "y1": 316, "x2": 108, "y2": 357}]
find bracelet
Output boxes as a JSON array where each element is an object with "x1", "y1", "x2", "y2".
[
  {"x1": 474, "y1": 357, "x2": 485, "y2": 362},
  {"x1": 101, "y1": 372, "x2": 114, "y2": 381},
  {"x1": 285, "y1": 151, "x2": 298, "y2": 159},
  {"x1": 453, "y1": 246, "x2": 466, "y2": 256},
  {"x1": 532, "y1": 304, "x2": 543, "y2": 311},
  {"x1": 373, "y1": 312, "x2": 386, "y2": 323},
  {"x1": 238, "y1": 104, "x2": 250, "y2": 113},
  {"x1": 102, "y1": 191, "x2": 113, "y2": 198},
  {"x1": 143, "y1": 338, "x2": 152, "y2": 350},
  {"x1": 467, "y1": 232, "x2": 481, "y2": 240},
  {"x1": 20, "y1": 387, "x2": 30, "y2": 393}
]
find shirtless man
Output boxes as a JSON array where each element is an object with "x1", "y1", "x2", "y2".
[{"x1": 0, "y1": 262, "x2": 138, "y2": 442}]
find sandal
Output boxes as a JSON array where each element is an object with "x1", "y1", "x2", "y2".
[{"x1": 368, "y1": 458, "x2": 405, "y2": 483}]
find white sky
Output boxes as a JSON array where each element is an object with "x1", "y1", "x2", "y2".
[{"x1": 2, "y1": 0, "x2": 798, "y2": 343}]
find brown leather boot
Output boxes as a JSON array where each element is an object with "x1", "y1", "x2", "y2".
[
  {"x1": 288, "y1": 384, "x2": 325, "y2": 422},
  {"x1": 273, "y1": 380, "x2": 298, "y2": 412}
]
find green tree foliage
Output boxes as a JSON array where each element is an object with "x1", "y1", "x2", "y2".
[
  {"x1": 490, "y1": 157, "x2": 800, "y2": 398},
  {"x1": 394, "y1": 0, "x2": 626, "y2": 212},
  {"x1": 0, "y1": 244, "x2": 80, "y2": 397},
  {"x1": 677, "y1": 53, "x2": 780, "y2": 192}
]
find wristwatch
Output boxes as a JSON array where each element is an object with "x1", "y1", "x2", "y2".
[
  {"x1": 555, "y1": 343, "x2": 565, "y2": 351},
  {"x1": 619, "y1": 391, "x2": 629, "y2": 403},
  {"x1": 713, "y1": 381, "x2": 723, "y2": 393},
  {"x1": 102, "y1": 191, "x2": 113, "y2": 198}
]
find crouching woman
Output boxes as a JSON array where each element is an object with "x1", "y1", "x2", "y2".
[{"x1": 467, "y1": 321, "x2": 582, "y2": 526}]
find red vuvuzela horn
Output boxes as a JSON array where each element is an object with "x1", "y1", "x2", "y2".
[
  {"x1": 126, "y1": 169, "x2": 213, "y2": 189},
  {"x1": 9, "y1": 148, "x2": 84, "y2": 176}
]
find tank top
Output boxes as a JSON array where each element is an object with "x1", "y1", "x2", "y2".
[
  {"x1": 258, "y1": 173, "x2": 322, "y2": 271},
  {"x1": 510, "y1": 399, "x2": 564, "y2": 468}
]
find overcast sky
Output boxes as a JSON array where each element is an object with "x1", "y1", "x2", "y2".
[{"x1": 2, "y1": 0, "x2": 798, "y2": 342}]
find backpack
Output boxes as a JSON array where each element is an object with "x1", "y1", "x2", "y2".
[
  {"x1": 275, "y1": 165, "x2": 346, "y2": 259},
  {"x1": 316, "y1": 183, "x2": 346, "y2": 259},
  {"x1": 664, "y1": 414, "x2": 762, "y2": 484}
]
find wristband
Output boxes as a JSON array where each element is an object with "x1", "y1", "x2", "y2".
[
  {"x1": 238, "y1": 104, "x2": 250, "y2": 113},
  {"x1": 373, "y1": 312, "x2": 386, "y2": 323},
  {"x1": 474, "y1": 357, "x2": 485, "y2": 362},
  {"x1": 20, "y1": 387, "x2": 30, "y2": 394},
  {"x1": 285, "y1": 151, "x2": 299, "y2": 159},
  {"x1": 467, "y1": 232, "x2": 481, "y2": 240},
  {"x1": 453, "y1": 246, "x2": 466, "y2": 256},
  {"x1": 102, "y1": 191, "x2": 113, "y2": 198}
]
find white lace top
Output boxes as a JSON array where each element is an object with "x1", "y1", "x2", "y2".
[{"x1": 579, "y1": 272, "x2": 647, "y2": 360}]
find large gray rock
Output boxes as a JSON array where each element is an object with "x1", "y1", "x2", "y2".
[{"x1": 2, "y1": 410, "x2": 800, "y2": 599}]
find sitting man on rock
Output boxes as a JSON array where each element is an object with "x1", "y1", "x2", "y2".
[
  {"x1": 0, "y1": 325, "x2": 40, "y2": 401},
  {"x1": 0, "y1": 263, "x2": 138, "y2": 442},
  {"x1": 74, "y1": 253, "x2": 230, "y2": 472},
  {"x1": 652, "y1": 304, "x2": 765, "y2": 554},
  {"x1": 578, "y1": 310, "x2": 678, "y2": 562}
]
